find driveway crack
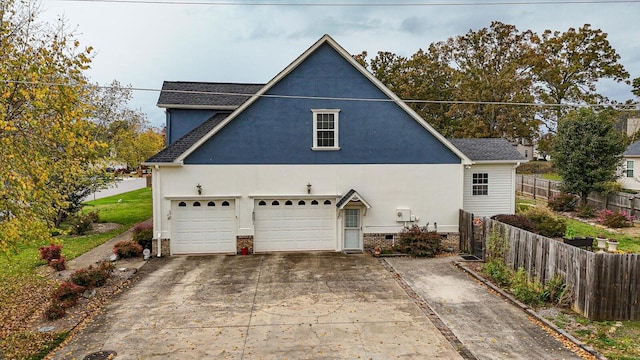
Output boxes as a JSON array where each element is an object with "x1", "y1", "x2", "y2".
[{"x1": 241, "y1": 256, "x2": 263, "y2": 360}]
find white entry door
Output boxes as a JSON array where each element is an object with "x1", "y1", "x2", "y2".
[{"x1": 343, "y1": 208, "x2": 361, "y2": 250}]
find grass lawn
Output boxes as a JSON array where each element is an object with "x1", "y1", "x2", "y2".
[
  {"x1": 0, "y1": 187, "x2": 152, "y2": 360},
  {"x1": 540, "y1": 173, "x2": 562, "y2": 181}
]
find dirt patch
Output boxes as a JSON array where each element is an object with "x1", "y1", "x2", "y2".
[{"x1": 88, "y1": 222, "x2": 122, "y2": 234}]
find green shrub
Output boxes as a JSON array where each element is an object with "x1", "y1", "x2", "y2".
[
  {"x1": 395, "y1": 225, "x2": 442, "y2": 257},
  {"x1": 113, "y1": 240, "x2": 143, "y2": 258},
  {"x1": 575, "y1": 205, "x2": 595, "y2": 218},
  {"x1": 511, "y1": 267, "x2": 544, "y2": 307},
  {"x1": 523, "y1": 208, "x2": 566, "y2": 238},
  {"x1": 69, "y1": 211, "x2": 99, "y2": 235},
  {"x1": 43, "y1": 303, "x2": 66, "y2": 320},
  {"x1": 547, "y1": 193, "x2": 578, "y2": 212},
  {"x1": 490, "y1": 214, "x2": 536, "y2": 233},
  {"x1": 132, "y1": 222, "x2": 153, "y2": 250},
  {"x1": 482, "y1": 259, "x2": 512, "y2": 287},
  {"x1": 52, "y1": 282, "x2": 85, "y2": 308},
  {"x1": 542, "y1": 274, "x2": 571, "y2": 306}
]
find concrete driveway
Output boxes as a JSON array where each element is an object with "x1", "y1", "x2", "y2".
[
  {"x1": 50, "y1": 253, "x2": 462, "y2": 359},
  {"x1": 386, "y1": 257, "x2": 583, "y2": 360}
]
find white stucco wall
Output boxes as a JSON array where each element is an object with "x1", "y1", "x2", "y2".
[
  {"x1": 151, "y1": 164, "x2": 464, "y2": 243},
  {"x1": 462, "y1": 163, "x2": 517, "y2": 218}
]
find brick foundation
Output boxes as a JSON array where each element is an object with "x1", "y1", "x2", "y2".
[
  {"x1": 364, "y1": 232, "x2": 460, "y2": 253},
  {"x1": 152, "y1": 238, "x2": 171, "y2": 257},
  {"x1": 237, "y1": 236, "x2": 254, "y2": 254}
]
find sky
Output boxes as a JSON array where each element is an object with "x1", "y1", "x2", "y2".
[{"x1": 41, "y1": 0, "x2": 640, "y2": 128}]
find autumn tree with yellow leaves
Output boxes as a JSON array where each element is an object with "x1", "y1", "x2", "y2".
[{"x1": 0, "y1": 0, "x2": 105, "y2": 253}]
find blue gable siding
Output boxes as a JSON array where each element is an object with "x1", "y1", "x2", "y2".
[
  {"x1": 185, "y1": 44, "x2": 461, "y2": 165},
  {"x1": 166, "y1": 109, "x2": 220, "y2": 145}
]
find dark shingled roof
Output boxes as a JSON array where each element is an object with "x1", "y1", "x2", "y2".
[
  {"x1": 624, "y1": 140, "x2": 640, "y2": 156},
  {"x1": 449, "y1": 138, "x2": 525, "y2": 161},
  {"x1": 145, "y1": 113, "x2": 230, "y2": 163},
  {"x1": 336, "y1": 189, "x2": 356, "y2": 208},
  {"x1": 157, "y1": 81, "x2": 264, "y2": 108}
]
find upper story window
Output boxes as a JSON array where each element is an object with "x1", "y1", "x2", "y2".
[
  {"x1": 627, "y1": 160, "x2": 634, "y2": 178},
  {"x1": 312, "y1": 109, "x2": 340, "y2": 150},
  {"x1": 472, "y1": 173, "x2": 489, "y2": 196}
]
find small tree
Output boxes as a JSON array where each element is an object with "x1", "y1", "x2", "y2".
[{"x1": 552, "y1": 108, "x2": 625, "y2": 204}]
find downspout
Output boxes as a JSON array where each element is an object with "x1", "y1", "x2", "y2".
[{"x1": 154, "y1": 165, "x2": 163, "y2": 257}]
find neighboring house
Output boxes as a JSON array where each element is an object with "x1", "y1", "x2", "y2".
[
  {"x1": 514, "y1": 141, "x2": 534, "y2": 161},
  {"x1": 619, "y1": 140, "x2": 640, "y2": 191},
  {"x1": 144, "y1": 35, "x2": 525, "y2": 256}
]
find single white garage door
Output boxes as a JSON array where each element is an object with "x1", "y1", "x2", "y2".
[
  {"x1": 171, "y1": 200, "x2": 236, "y2": 254},
  {"x1": 254, "y1": 198, "x2": 336, "y2": 252}
]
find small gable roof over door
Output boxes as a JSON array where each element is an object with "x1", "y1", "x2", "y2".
[{"x1": 144, "y1": 34, "x2": 470, "y2": 165}]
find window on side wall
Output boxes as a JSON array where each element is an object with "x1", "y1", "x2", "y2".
[
  {"x1": 627, "y1": 160, "x2": 634, "y2": 178},
  {"x1": 472, "y1": 173, "x2": 488, "y2": 196},
  {"x1": 312, "y1": 109, "x2": 340, "y2": 150}
]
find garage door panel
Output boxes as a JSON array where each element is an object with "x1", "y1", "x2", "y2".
[
  {"x1": 254, "y1": 199, "x2": 336, "y2": 252},
  {"x1": 171, "y1": 200, "x2": 236, "y2": 254}
]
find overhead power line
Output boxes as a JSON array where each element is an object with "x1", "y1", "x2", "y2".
[
  {"x1": 49, "y1": 0, "x2": 640, "y2": 6},
  {"x1": 1, "y1": 79, "x2": 638, "y2": 110}
]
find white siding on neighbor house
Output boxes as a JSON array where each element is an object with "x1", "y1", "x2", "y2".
[
  {"x1": 151, "y1": 164, "x2": 464, "y2": 252},
  {"x1": 618, "y1": 157, "x2": 640, "y2": 191},
  {"x1": 462, "y1": 164, "x2": 516, "y2": 218}
]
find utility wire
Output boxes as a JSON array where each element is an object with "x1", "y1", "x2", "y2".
[
  {"x1": 49, "y1": 0, "x2": 640, "y2": 6},
  {"x1": 1, "y1": 79, "x2": 638, "y2": 110}
]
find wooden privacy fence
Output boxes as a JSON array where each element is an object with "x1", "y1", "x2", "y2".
[
  {"x1": 459, "y1": 210, "x2": 640, "y2": 321},
  {"x1": 517, "y1": 175, "x2": 640, "y2": 215},
  {"x1": 459, "y1": 209, "x2": 484, "y2": 259}
]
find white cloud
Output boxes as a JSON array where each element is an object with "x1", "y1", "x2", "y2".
[{"x1": 39, "y1": 1, "x2": 640, "y2": 127}]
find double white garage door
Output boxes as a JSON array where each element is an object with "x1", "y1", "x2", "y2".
[{"x1": 170, "y1": 198, "x2": 336, "y2": 254}]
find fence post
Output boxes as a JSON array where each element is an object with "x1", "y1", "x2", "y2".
[
  {"x1": 521, "y1": 175, "x2": 524, "y2": 194},
  {"x1": 533, "y1": 177, "x2": 536, "y2": 199},
  {"x1": 547, "y1": 180, "x2": 552, "y2": 200}
]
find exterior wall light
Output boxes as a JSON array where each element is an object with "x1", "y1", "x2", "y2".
[
  {"x1": 196, "y1": 183, "x2": 202, "y2": 195},
  {"x1": 307, "y1": 183, "x2": 312, "y2": 194}
]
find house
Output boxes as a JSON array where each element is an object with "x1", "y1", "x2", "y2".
[
  {"x1": 144, "y1": 35, "x2": 525, "y2": 256},
  {"x1": 618, "y1": 140, "x2": 640, "y2": 191}
]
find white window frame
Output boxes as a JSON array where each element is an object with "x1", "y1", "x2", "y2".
[
  {"x1": 626, "y1": 160, "x2": 634, "y2": 178},
  {"x1": 472, "y1": 173, "x2": 489, "y2": 196},
  {"x1": 311, "y1": 109, "x2": 340, "y2": 151}
]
